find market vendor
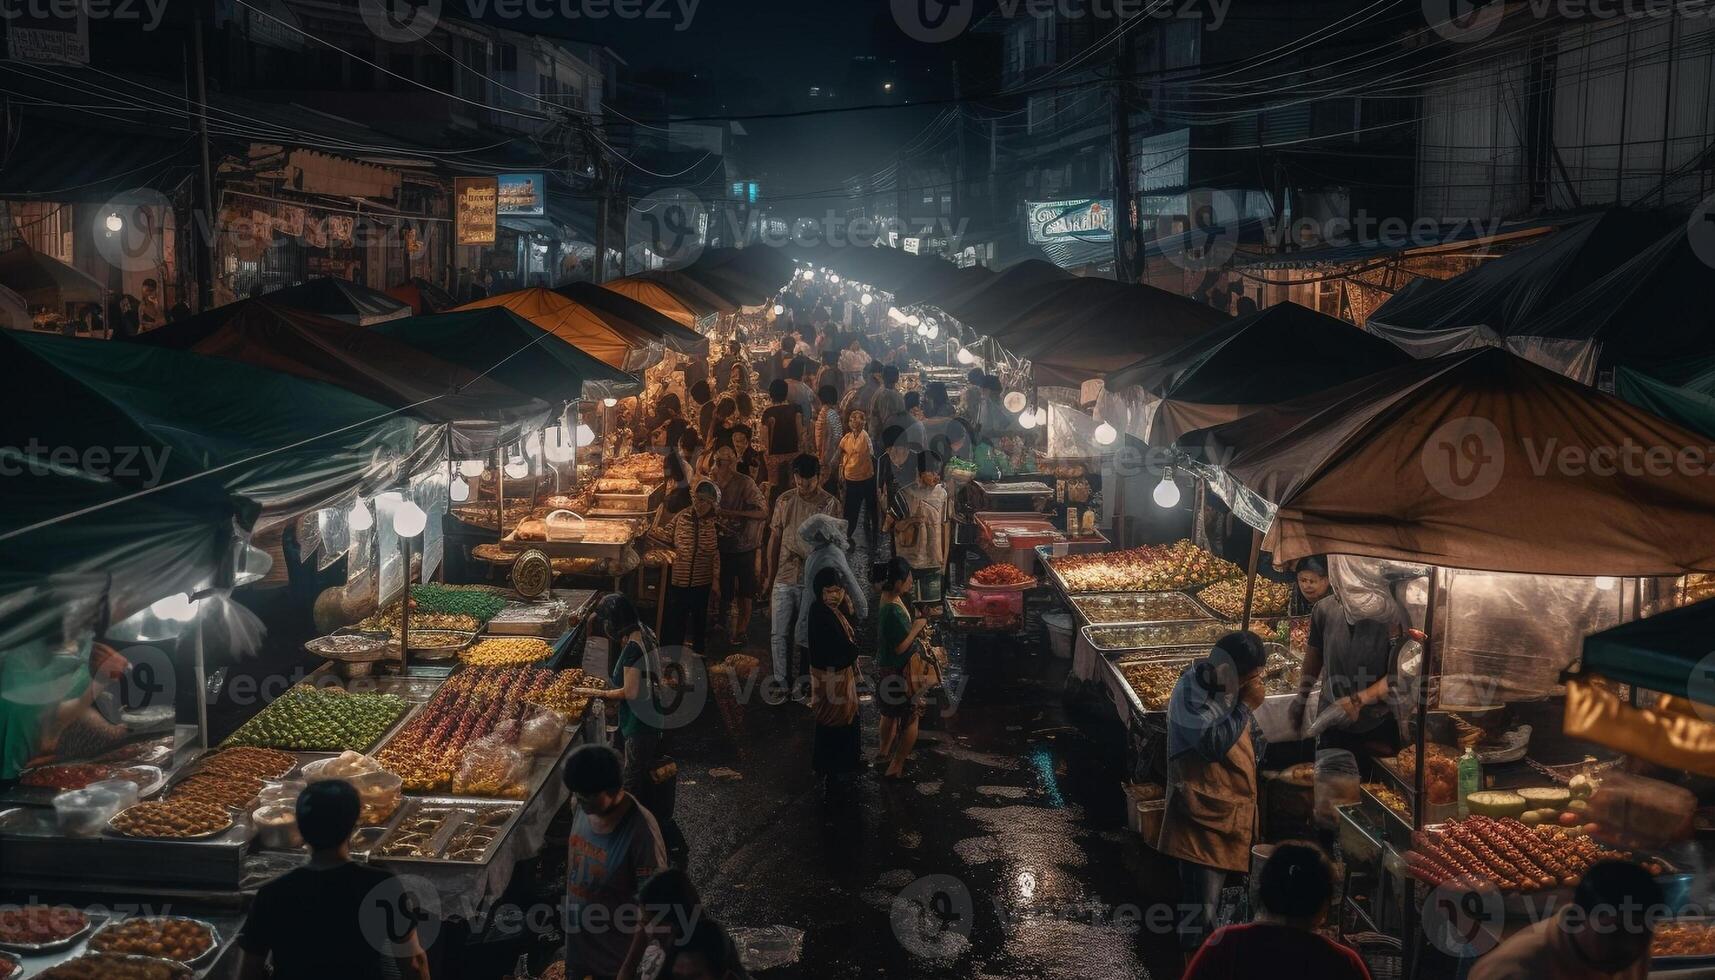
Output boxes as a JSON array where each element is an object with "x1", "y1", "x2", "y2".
[
  {"x1": 1160, "y1": 631, "x2": 1269, "y2": 954},
  {"x1": 972, "y1": 432, "x2": 1036, "y2": 481},
  {"x1": 1, "y1": 638, "x2": 129, "y2": 779},
  {"x1": 1288, "y1": 565, "x2": 1407, "y2": 757},
  {"x1": 1291, "y1": 556, "x2": 1332, "y2": 615}
]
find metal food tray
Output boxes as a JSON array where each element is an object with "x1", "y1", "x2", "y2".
[
  {"x1": 104, "y1": 805, "x2": 236, "y2": 841},
  {"x1": 371, "y1": 797, "x2": 522, "y2": 866},
  {"x1": 1080, "y1": 621, "x2": 1239, "y2": 653},
  {"x1": 1652, "y1": 918, "x2": 1715, "y2": 969},
  {"x1": 33, "y1": 952, "x2": 198, "y2": 978},
  {"x1": 1067, "y1": 591, "x2": 1213, "y2": 627},
  {"x1": 0, "y1": 909, "x2": 105, "y2": 955},
  {"x1": 502, "y1": 525, "x2": 633, "y2": 559},
  {"x1": 87, "y1": 915, "x2": 221, "y2": 971},
  {"x1": 1101, "y1": 652, "x2": 1198, "y2": 719}
]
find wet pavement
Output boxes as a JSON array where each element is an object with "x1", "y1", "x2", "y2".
[{"x1": 663, "y1": 542, "x2": 1187, "y2": 979}]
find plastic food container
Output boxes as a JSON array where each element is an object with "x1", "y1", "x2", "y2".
[
  {"x1": 1042, "y1": 612, "x2": 1075, "y2": 659},
  {"x1": 54, "y1": 787, "x2": 122, "y2": 837},
  {"x1": 349, "y1": 770, "x2": 403, "y2": 823},
  {"x1": 257, "y1": 779, "x2": 306, "y2": 807},
  {"x1": 252, "y1": 804, "x2": 303, "y2": 849},
  {"x1": 966, "y1": 578, "x2": 1033, "y2": 618},
  {"x1": 85, "y1": 778, "x2": 142, "y2": 810}
]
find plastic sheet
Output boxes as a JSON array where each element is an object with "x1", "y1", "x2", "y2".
[{"x1": 1437, "y1": 569, "x2": 1630, "y2": 703}]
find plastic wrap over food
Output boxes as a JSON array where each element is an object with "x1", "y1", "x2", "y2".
[
  {"x1": 1437, "y1": 569, "x2": 1629, "y2": 704},
  {"x1": 1327, "y1": 555, "x2": 1430, "y2": 626}
]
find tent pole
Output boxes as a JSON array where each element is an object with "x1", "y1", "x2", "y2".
[
  {"x1": 1405, "y1": 567, "x2": 1440, "y2": 980},
  {"x1": 399, "y1": 533, "x2": 412, "y2": 674},
  {"x1": 1239, "y1": 528, "x2": 1262, "y2": 631},
  {"x1": 193, "y1": 610, "x2": 208, "y2": 753},
  {"x1": 495, "y1": 446, "x2": 505, "y2": 546}
]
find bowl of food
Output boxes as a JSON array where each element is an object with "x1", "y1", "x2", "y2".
[
  {"x1": 349, "y1": 770, "x2": 403, "y2": 823},
  {"x1": 251, "y1": 804, "x2": 302, "y2": 849}
]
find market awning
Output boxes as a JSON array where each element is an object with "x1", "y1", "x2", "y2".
[
  {"x1": 385, "y1": 278, "x2": 457, "y2": 316},
  {"x1": 600, "y1": 277, "x2": 713, "y2": 329},
  {"x1": 262, "y1": 276, "x2": 413, "y2": 325},
  {"x1": 665, "y1": 247, "x2": 794, "y2": 309},
  {"x1": 129, "y1": 300, "x2": 550, "y2": 456},
  {"x1": 1176, "y1": 347, "x2": 1715, "y2": 576},
  {"x1": 1580, "y1": 598, "x2": 1715, "y2": 701},
  {"x1": 374, "y1": 307, "x2": 641, "y2": 404},
  {"x1": 991, "y1": 277, "x2": 1232, "y2": 387},
  {"x1": 456, "y1": 288, "x2": 663, "y2": 373},
  {"x1": 931, "y1": 259, "x2": 1074, "y2": 333},
  {"x1": 553, "y1": 282, "x2": 707, "y2": 355},
  {"x1": 0, "y1": 244, "x2": 106, "y2": 309}
]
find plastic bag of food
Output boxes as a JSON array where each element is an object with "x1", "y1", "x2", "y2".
[
  {"x1": 1313, "y1": 749, "x2": 1361, "y2": 829},
  {"x1": 453, "y1": 734, "x2": 530, "y2": 798},
  {"x1": 1586, "y1": 768, "x2": 1695, "y2": 850},
  {"x1": 518, "y1": 704, "x2": 567, "y2": 756}
]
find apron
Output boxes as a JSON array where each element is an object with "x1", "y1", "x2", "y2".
[{"x1": 1157, "y1": 728, "x2": 1258, "y2": 873}]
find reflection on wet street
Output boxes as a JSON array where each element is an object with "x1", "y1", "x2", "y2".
[{"x1": 669, "y1": 619, "x2": 1184, "y2": 978}]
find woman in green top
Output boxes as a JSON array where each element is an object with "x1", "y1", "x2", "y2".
[
  {"x1": 874, "y1": 558, "x2": 928, "y2": 780},
  {"x1": 972, "y1": 432, "x2": 1038, "y2": 481}
]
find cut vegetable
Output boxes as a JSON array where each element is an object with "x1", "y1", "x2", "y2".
[
  {"x1": 1517, "y1": 786, "x2": 1572, "y2": 810},
  {"x1": 1465, "y1": 790, "x2": 1528, "y2": 819}
]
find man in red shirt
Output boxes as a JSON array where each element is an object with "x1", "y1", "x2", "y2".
[{"x1": 1184, "y1": 841, "x2": 1370, "y2": 980}]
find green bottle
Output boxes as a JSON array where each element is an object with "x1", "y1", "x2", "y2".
[{"x1": 1457, "y1": 746, "x2": 1482, "y2": 818}]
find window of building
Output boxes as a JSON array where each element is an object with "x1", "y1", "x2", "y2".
[{"x1": 496, "y1": 43, "x2": 517, "y2": 72}]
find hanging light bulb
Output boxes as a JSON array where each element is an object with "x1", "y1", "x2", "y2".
[
  {"x1": 505, "y1": 457, "x2": 528, "y2": 479},
  {"x1": 575, "y1": 423, "x2": 596, "y2": 447},
  {"x1": 458, "y1": 459, "x2": 485, "y2": 478},
  {"x1": 1153, "y1": 470, "x2": 1182, "y2": 509},
  {"x1": 393, "y1": 500, "x2": 428, "y2": 538},
  {"x1": 1094, "y1": 421, "x2": 1118, "y2": 446},
  {"x1": 544, "y1": 426, "x2": 574, "y2": 463},
  {"x1": 926, "y1": 323, "x2": 939, "y2": 339},
  {"x1": 105, "y1": 211, "x2": 124, "y2": 233},
  {"x1": 915, "y1": 322, "x2": 928, "y2": 336},
  {"x1": 1034, "y1": 406, "x2": 1048, "y2": 426},
  {"x1": 349, "y1": 498, "x2": 374, "y2": 532},
  {"x1": 603, "y1": 397, "x2": 618, "y2": 408},
  {"x1": 1003, "y1": 390, "x2": 1028, "y2": 414},
  {"x1": 1594, "y1": 576, "x2": 1618, "y2": 590},
  {"x1": 956, "y1": 347, "x2": 974, "y2": 364},
  {"x1": 450, "y1": 476, "x2": 471, "y2": 502},
  {"x1": 829, "y1": 274, "x2": 841, "y2": 284},
  {"x1": 151, "y1": 592, "x2": 197, "y2": 622},
  {"x1": 887, "y1": 307, "x2": 906, "y2": 323},
  {"x1": 1019, "y1": 411, "x2": 1038, "y2": 430},
  {"x1": 907, "y1": 314, "x2": 921, "y2": 327},
  {"x1": 861, "y1": 293, "x2": 874, "y2": 306},
  {"x1": 772, "y1": 304, "x2": 785, "y2": 316}
]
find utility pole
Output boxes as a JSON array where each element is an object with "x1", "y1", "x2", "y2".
[
  {"x1": 186, "y1": 2, "x2": 216, "y2": 310},
  {"x1": 578, "y1": 119, "x2": 612, "y2": 283},
  {"x1": 1110, "y1": 32, "x2": 1139, "y2": 284},
  {"x1": 951, "y1": 65, "x2": 965, "y2": 239}
]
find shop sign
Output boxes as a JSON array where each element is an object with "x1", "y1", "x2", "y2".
[
  {"x1": 1026, "y1": 199, "x2": 1114, "y2": 244},
  {"x1": 455, "y1": 177, "x2": 498, "y2": 245},
  {"x1": 497, "y1": 173, "x2": 546, "y2": 216},
  {"x1": 325, "y1": 215, "x2": 354, "y2": 244},
  {"x1": 275, "y1": 206, "x2": 306, "y2": 238},
  {"x1": 302, "y1": 217, "x2": 328, "y2": 248},
  {"x1": 5, "y1": 5, "x2": 87, "y2": 64}
]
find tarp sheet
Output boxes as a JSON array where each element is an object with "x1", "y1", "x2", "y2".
[
  {"x1": 263, "y1": 276, "x2": 413, "y2": 325},
  {"x1": 992, "y1": 277, "x2": 1232, "y2": 387},
  {"x1": 133, "y1": 301, "x2": 552, "y2": 456},
  {"x1": 1614, "y1": 367, "x2": 1715, "y2": 441},
  {"x1": 385, "y1": 278, "x2": 457, "y2": 316},
  {"x1": 0, "y1": 244, "x2": 105, "y2": 308},
  {"x1": 600, "y1": 278, "x2": 713, "y2": 328},
  {"x1": 930, "y1": 259, "x2": 1073, "y2": 333},
  {"x1": 457, "y1": 288, "x2": 665, "y2": 373},
  {"x1": 553, "y1": 282, "x2": 708, "y2": 355},
  {"x1": 1581, "y1": 596, "x2": 1715, "y2": 701},
  {"x1": 1176, "y1": 347, "x2": 1715, "y2": 576},
  {"x1": 373, "y1": 307, "x2": 639, "y2": 405}
]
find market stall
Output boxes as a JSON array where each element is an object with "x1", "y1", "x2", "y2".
[{"x1": 457, "y1": 288, "x2": 666, "y2": 373}]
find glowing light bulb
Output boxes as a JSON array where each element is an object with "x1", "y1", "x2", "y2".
[
  {"x1": 105, "y1": 212, "x2": 123, "y2": 233},
  {"x1": 926, "y1": 323, "x2": 939, "y2": 339},
  {"x1": 861, "y1": 293, "x2": 873, "y2": 306},
  {"x1": 392, "y1": 500, "x2": 427, "y2": 537},
  {"x1": 907, "y1": 315, "x2": 921, "y2": 327},
  {"x1": 1034, "y1": 406, "x2": 1048, "y2": 426},
  {"x1": 575, "y1": 423, "x2": 596, "y2": 447},
  {"x1": 1003, "y1": 391, "x2": 1027, "y2": 413},
  {"x1": 1094, "y1": 422, "x2": 1117, "y2": 445},
  {"x1": 773, "y1": 304, "x2": 784, "y2": 316},
  {"x1": 1019, "y1": 411, "x2": 1038, "y2": 430},
  {"x1": 505, "y1": 458, "x2": 528, "y2": 479},
  {"x1": 603, "y1": 397, "x2": 617, "y2": 407},
  {"x1": 348, "y1": 498, "x2": 373, "y2": 531},
  {"x1": 458, "y1": 459, "x2": 484, "y2": 478},
  {"x1": 450, "y1": 476, "x2": 471, "y2": 502},
  {"x1": 1153, "y1": 473, "x2": 1182, "y2": 509},
  {"x1": 956, "y1": 347, "x2": 974, "y2": 364},
  {"x1": 828, "y1": 274, "x2": 841, "y2": 284}
]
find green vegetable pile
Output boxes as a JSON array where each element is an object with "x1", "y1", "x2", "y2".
[
  {"x1": 946, "y1": 456, "x2": 976, "y2": 472},
  {"x1": 222, "y1": 685, "x2": 408, "y2": 751},
  {"x1": 410, "y1": 583, "x2": 507, "y2": 622}
]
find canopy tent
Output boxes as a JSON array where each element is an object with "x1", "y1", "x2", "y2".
[
  {"x1": 894, "y1": 262, "x2": 994, "y2": 309},
  {"x1": 659, "y1": 247, "x2": 794, "y2": 309},
  {"x1": 385, "y1": 277, "x2": 458, "y2": 316},
  {"x1": 553, "y1": 281, "x2": 708, "y2": 355},
  {"x1": 373, "y1": 307, "x2": 641, "y2": 405},
  {"x1": 456, "y1": 288, "x2": 665, "y2": 373},
  {"x1": 930, "y1": 259, "x2": 1073, "y2": 332},
  {"x1": 130, "y1": 300, "x2": 550, "y2": 456},
  {"x1": 991, "y1": 277, "x2": 1232, "y2": 387},
  {"x1": 1505, "y1": 218, "x2": 1715, "y2": 378},
  {"x1": 635, "y1": 270, "x2": 741, "y2": 315},
  {"x1": 600, "y1": 277, "x2": 716, "y2": 329},
  {"x1": 1364, "y1": 209, "x2": 1681, "y2": 370},
  {"x1": 0, "y1": 284, "x2": 28, "y2": 331},
  {"x1": 262, "y1": 276, "x2": 413, "y2": 326},
  {"x1": 0, "y1": 243, "x2": 105, "y2": 310},
  {"x1": 1612, "y1": 364, "x2": 1715, "y2": 440},
  {"x1": 785, "y1": 244, "x2": 977, "y2": 308},
  {"x1": 1580, "y1": 597, "x2": 1715, "y2": 702},
  {"x1": 1, "y1": 330, "x2": 422, "y2": 534},
  {"x1": 1176, "y1": 347, "x2": 1715, "y2": 576},
  {"x1": 1107, "y1": 302, "x2": 1413, "y2": 444}
]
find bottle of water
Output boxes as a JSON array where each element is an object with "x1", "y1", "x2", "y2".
[{"x1": 1457, "y1": 746, "x2": 1482, "y2": 818}]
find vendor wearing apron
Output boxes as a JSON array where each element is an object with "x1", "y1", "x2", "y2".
[{"x1": 1160, "y1": 631, "x2": 1270, "y2": 954}]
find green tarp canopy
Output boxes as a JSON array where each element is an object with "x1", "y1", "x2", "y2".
[
  {"x1": 1581, "y1": 597, "x2": 1715, "y2": 702},
  {"x1": 372, "y1": 307, "x2": 641, "y2": 405},
  {"x1": 1613, "y1": 367, "x2": 1715, "y2": 441}
]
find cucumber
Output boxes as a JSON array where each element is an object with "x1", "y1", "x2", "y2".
[
  {"x1": 1517, "y1": 786, "x2": 1572, "y2": 810},
  {"x1": 1465, "y1": 790, "x2": 1528, "y2": 819}
]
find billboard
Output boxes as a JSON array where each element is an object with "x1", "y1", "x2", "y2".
[
  {"x1": 455, "y1": 177, "x2": 498, "y2": 245},
  {"x1": 1026, "y1": 199, "x2": 1114, "y2": 244},
  {"x1": 497, "y1": 173, "x2": 546, "y2": 216}
]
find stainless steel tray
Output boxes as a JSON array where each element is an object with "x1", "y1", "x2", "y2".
[
  {"x1": 1066, "y1": 591, "x2": 1213, "y2": 627},
  {"x1": 1081, "y1": 621, "x2": 1240, "y2": 653},
  {"x1": 0, "y1": 908, "x2": 104, "y2": 954},
  {"x1": 371, "y1": 798, "x2": 521, "y2": 866},
  {"x1": 86, "y1": 915, "x2": 221, "y2": 970}
]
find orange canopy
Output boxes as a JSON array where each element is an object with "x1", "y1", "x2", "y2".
[
  {"x1": 455, "y1": 287, "x2": 659, "y2": 372},
  {"x1": 601, "y1": 277, "x2": 709, "y2": 330}
]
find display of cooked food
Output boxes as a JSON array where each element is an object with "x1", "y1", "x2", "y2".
[
  {"x1": 1403, "y1": 816, "x2": 1656, "y2": 892},
  {"x1": 197, "y1": 747, "x2": 296, "y2": 780},
  {"x1": 1086, "y1": 620, "x2": 1249, "y2": 651},
  {"x1": 109, "y1": 800, "x2": 232, "y2": 839},
  {"x1": 21, "y1": 763, "x2": 127, "y2": 792},
  {"x1": 0, "y1": 905, "x2": 88, "y2": 947},
  {"x1": 221, "y1": 685, "x2": 408, "y2": 752},
  {"x1": 593, "y1": 477, "x2": 647, "y2": 494},
  {"x1": 1069, "y1": 592, "x2": 1212, "y2": 625},
  {"x1": 409, "y1": 583, "x2": 508, "y2": 622},
  {"x1": 36, "y1": 954, "x2": 193, "y2": 980},
  {"x1": 166, "y1": 773, "x2": 265, "y2": 810},
  {"x1": 578, "y1": 520, "x2": 634, "y2": 544},
  {"x1": 461, "y1": 637, "x2": 553, "y2": 666},
  {"x1": 1197, "y1": 577, "x2": 1293, "y2": 620},
  {"x1": 93, "y1": 737, "x2": 174, "y2": 764},
  {"x1": 606, "y1": 453, "x2": 667, "y2": 480},
  {"x1": 1365, "y1": 783, "x2": 1412, "y2": 822},
  {"x1": 377, "y1": 666, "x2": 564, "y2": 793},
  {"x1": 449, "y1": 500, "x2": 537, "y2": 531},
  {"x1": 305, "y1": 633, "x2": 390, "y2": 658},
  {"x1": 1391, "y1": 745, "x2": 1460, "y2": 805},
  {"x1": 355, "y1": 600, "x2": 481, "y2": 637},
  {"x1": 969, "y1": 562, "x2": 1033, "y2": 587},
  {"x1": 1115, "y1": 659, "x2": 1192, "y2": 711},
  {"x1": 0, "y1": 956, "x2": 14, "y2": 980},
  {"x1": 441, "y1": 807, "x2": 513, "y2": 861},
  {"x1": 514, "y1": 518, "x2": 549, "y2": 541},
  {"x1": 1653, "y1": 920, "x2": 1715, "y2": 959},
  {"x1": 1048, "y1": 540, "x2": 1241, "y2": 593},
  {"x1": 89, "y1": 918, "x2": 214, "y2": 962}
]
